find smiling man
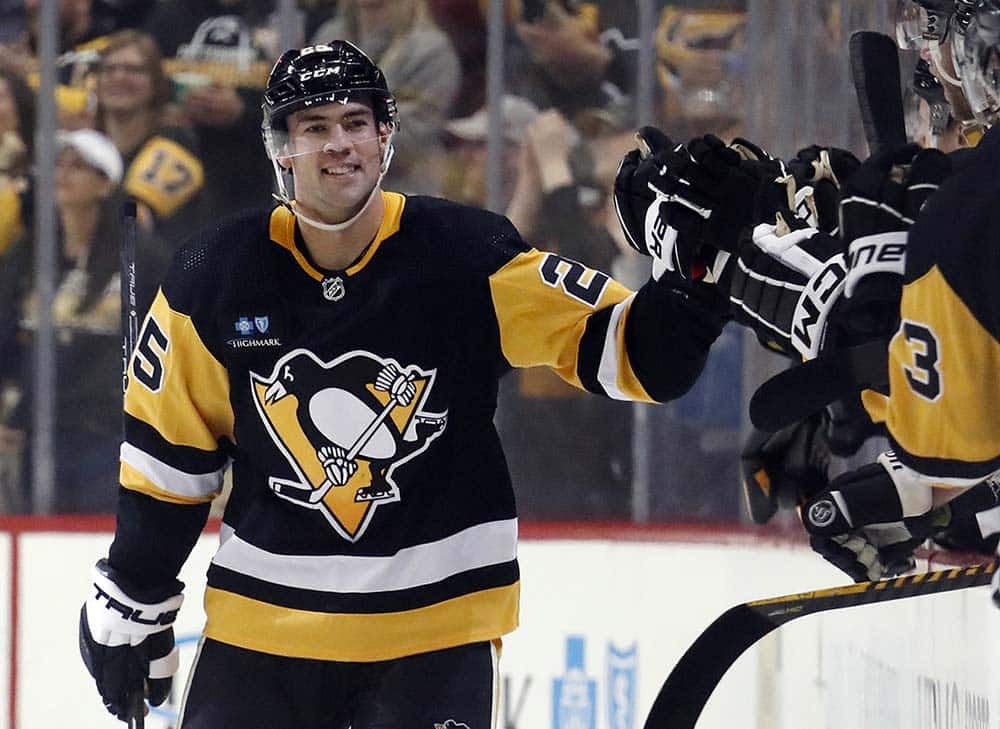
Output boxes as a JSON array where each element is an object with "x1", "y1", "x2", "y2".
[{"x1": 77, "y1": 40, "x2": 731, "y2": 728}]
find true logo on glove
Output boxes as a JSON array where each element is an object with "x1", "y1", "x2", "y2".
[
  {"x1": 807, "y1": 499, "x2": 838, "y2": 529},
  {"x1": 93, "y1": 584, "x2": 180, "y2": 626}
]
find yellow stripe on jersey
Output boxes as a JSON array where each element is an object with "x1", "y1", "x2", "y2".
[
  {"x1": 125, "y1": 136, "x2": 204, "y2": 218},
  {"x1": 273, "y1": 192, "x2": 406, "y2": 279},
  {"x1": 489, "y1": 249, "x2": 653, "y2": 401},
  {"x1": 125, "y1": 290, "x2": 235, "y2": 451},
  {"x1": 203, "y1": 582, "x2": 520, "y2": 662},
  {"x1": 885, "y1": 265, "x2": 1000, "y2": 466}
]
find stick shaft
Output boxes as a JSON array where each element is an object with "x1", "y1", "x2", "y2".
[{"x1": 120, "y1": 199, "x2": 146, "y2": 728}]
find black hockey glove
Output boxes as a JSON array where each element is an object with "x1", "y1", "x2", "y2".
[
  {"x1": 728, "y1": 213, "x2": 847, "y2": 358},
  {"x1": 801, "y1": 452, "x2": 943, "y2": 582},
  {"x1": 785, "y1": 145, "x2": 860, "y2": 234},
  {"x1": 929, "y1": 476, "x2": 1000, "y2": 555},
  {"x1": 79, "y1": 558, "x2": 184, "y2": 721},
  {"x1": 613, "y1": 127, "x2": 722, "y2": 284},
  {"x1": 827, "y1": 145, "x2": 953, "y2": 354},
  {"x1": 740, "y1": 410, "x2": 831, "y2": 524}
]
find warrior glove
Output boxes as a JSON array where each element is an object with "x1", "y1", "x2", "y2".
[
  {"x1": 79, "y1": 558, "x2": 184, "y2": 721},
  {"x1": 801, "y1": 452, "x2": 943, "y2": 582}
]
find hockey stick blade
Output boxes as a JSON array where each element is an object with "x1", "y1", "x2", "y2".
[
  {"x1": 642, "y1": 561, "x2": 996, "y2": 729},
  {"x1": 749, "y1": 339, "x2": 888, "y2": 432},
  {"x1": 849, "y1": 31, "x2": 907, "y2": 152}
]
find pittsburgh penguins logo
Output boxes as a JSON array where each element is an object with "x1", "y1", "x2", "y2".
[{"x1": 251, "y1": 349, "x2": 447, "y2": 541}]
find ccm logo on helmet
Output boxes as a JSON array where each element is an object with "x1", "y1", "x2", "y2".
[{"x1": 299, "y1": 67, "x2": 341, "y2": 82}]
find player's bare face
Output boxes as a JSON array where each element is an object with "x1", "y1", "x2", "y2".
[{"x1": 286, "y1": 103, "x2": 384, "y2": 223}]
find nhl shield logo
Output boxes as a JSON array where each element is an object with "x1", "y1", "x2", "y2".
[
  {"x1": 250, "y1": 349, "x2": 447, "y2": 541},
  {"x1": 322, "y1": 276, "x2": 345, "y2": 301}
]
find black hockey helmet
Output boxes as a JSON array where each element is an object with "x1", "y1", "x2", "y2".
[{"x1": 261, "y1": 40, "x2": 399, "y2": 136}]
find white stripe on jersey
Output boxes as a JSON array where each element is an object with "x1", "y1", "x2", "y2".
[
  {"x1": 211, "y1": 518, "x2": 519, "y2": 593},
  {"x1": 120, "y1": 442, "x2": 227, "y2": 499},
  {"x1": 597, "y1": 294, "x2": 634, "y2": 401}
]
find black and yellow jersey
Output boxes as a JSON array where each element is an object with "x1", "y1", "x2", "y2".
[
  {"x1": 110, "y1": 192, "x2": 723, "y2": 662},
  {"x1": 123, "y1": 128, "x2": 205, "y2": 226},
  {"x1": 871, "y1": 125, "x2": 1000, "y2": 484}
]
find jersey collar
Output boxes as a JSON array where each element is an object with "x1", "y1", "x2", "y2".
[{"x1": 269, "y1": 191, "x2": 405, "y2": 281}]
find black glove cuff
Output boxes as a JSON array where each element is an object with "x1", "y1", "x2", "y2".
[{"x1": 97, "y1": 558, "x2": 184, "y2": 605}]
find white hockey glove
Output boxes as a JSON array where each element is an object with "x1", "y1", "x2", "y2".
[{"x1": 79, "y1": 559, "x2": 184, "y2": 722}]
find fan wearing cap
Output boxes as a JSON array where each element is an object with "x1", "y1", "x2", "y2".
[
  {"x1": 77, "y1": 40, "x2": 730, "y2": 727},
  {"x1": 0, "y1": 129, "x2": 161, "y2": 514},
  {"x1": 442, "y1": 94, "x2": 539, "y2": 209}
]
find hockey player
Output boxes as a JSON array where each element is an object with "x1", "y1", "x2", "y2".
[
  {"x1": 798, "y1": 0, "x2": 1000, "y2": 582},
  {"x1": 77, "y1": 41, "x2": 729, "y2": 726}
]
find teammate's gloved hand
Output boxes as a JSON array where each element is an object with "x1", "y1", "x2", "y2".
[
  {"x1": 740, "y1": 410, "x2": 831, "y2": 524},
  {"x1": 684, "y1": 134, "x2": 800, "y2": 252},
  {"x1": 823, "y1": 145, "x2": 951, "y2": 356},
  {"x1": 839, "y1": 144, "x2": 950, "y2": 245},
  {"x1": 800, "y1": 453, "x2": 940, "y2": 582},
  {"x1": 79, "y1": 559, "x2": 184, "y2": 721},
  {"x1": 929, "y1": 476, "x2": 1000, "y2": 554},
  {"x1": 786, "y1": 145, "x2": 860, "y2": 233},
  {"x1": 728, "y1": 213, "x2": 847, "y2": 358},
  {"x1": 808, "y1": 521, "x2": 933, "y2": 583}
]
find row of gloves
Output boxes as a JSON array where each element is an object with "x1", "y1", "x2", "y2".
[
  {"x1": 612, "y1": 128, "x2": 1000, "y2": 584},
  {"x1": 613, "y1": 128, "x2": 951, "y2": 361}
]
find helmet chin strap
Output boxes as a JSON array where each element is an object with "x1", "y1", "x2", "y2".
[{"x1": 276, "y1": 131, "x2": 397, "y2": 233}]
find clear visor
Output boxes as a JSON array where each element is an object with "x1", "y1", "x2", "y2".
[
  {"x1": 954, "y1": 16, "x2": 1000, "y2": 124},
  {"x1": 263, "y1": 114, "x2": 393, "y2": 164},
  {"x1": 895, "y1": 0, "x2": 950, "y2": 50}
]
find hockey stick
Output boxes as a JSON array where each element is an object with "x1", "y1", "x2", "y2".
[
  {"x1": 849, "y1": 31, "x2": 908, "y2": 152},
  {"x1": 748, "y1": 338, "x2": 888, "y2": 432},
  {"x1": 120, "y1": 199, "x2": 145, "y2": 729},
  {"x1": 120, "y1": 199, "x2": 139, "y2": 397},
  {"x1": 748, "y1": 34, "x2": 907, "y2": 434},
  {"x1": 642, "y1": 561, "x2": 996, "y2": 729}
]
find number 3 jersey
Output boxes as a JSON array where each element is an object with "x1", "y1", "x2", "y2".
[
  {"x1": 865, "y1": 125, "x2": 1000, "y2": 486},
  {"x1": 112, "y1": 192, "x2": 725, "y2": 662}
]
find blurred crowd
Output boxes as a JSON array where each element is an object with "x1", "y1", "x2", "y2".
[{"x1": 0, "y1": 0, "x2": 762, "y2": 519}]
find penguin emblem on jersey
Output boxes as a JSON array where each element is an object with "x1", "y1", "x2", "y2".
[{"x1": 250, "y1": 349, "x2": 447, "y2": 541}]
